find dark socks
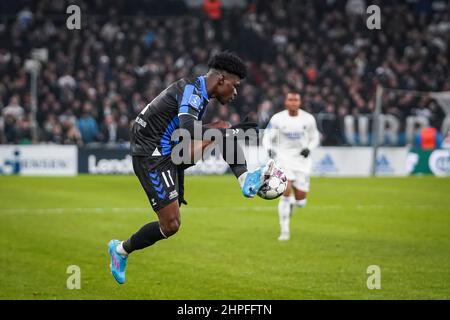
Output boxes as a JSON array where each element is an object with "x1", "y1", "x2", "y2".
[
  {"x1": 221, "y1": 137, "x2": 248, "y2": 178},
  {"x1": 122, "y1": 221, "x2": 166, "y2": 254},
  {"x1": 229, "y1": 163, "x2": 248, "y2": 178}
]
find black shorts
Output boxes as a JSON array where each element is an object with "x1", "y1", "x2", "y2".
[{"x1": 133, "y1": 155, "x2": 179, "y2": 212}]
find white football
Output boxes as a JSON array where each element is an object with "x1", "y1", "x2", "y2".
[{"x1": 257, "y1": 167, "x2": 287, "y2": 200}]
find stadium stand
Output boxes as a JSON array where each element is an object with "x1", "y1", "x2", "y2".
[{"x1": 0, "y1": 0, "x2": 448, "y2": 146}]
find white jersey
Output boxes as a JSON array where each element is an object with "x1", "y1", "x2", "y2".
[{"x1": 263, "y1": 109, "x2": 320, "y2": 174}]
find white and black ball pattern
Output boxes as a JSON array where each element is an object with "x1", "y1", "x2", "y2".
[{"x1": 257, "y1": 168, "x2": 288, "y2": 200}]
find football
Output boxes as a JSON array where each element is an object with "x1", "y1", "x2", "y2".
[{"x1": 257, "y1": 167, "x2": 288, "y2": 200}]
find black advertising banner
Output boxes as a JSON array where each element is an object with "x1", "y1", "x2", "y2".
[{"x1": 78, "y1": 147, "x2": 132, "y2": 174}]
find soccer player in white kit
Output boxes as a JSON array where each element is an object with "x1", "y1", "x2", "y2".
[{"x1": 263, "y1": 91, "x2": 320, "y2": 240}]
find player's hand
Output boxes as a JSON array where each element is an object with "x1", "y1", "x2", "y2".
[
  {"x1": 224, "y1": 116, "x2": 259, "y2": 139},
  {"x1": 207, "y1": 120, "x2": 231, "y2": 129},
  {"x1": 300, "y1": 148, "x2": 310, "y2": 158},
  {"x1": 230, "y1": 116, "x2": 258, "y2": 131},
  {"x1": 268, "y1": 149, "x2": 277, "y2": 159}
]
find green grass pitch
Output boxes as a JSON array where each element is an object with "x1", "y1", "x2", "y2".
[{"x1": 0, "y1": 175, "x2": 449, "y2": 299}]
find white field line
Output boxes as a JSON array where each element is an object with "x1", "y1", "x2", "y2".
[{"x1": 0, "y1": 204, "x2": 448, "y2": 215}]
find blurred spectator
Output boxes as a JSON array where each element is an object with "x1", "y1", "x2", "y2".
[
  {"x1": 4, "y1": 115, "x2": 19, "y2": 143},
  {"x1": 77, "y1": 103, "x2": 99, "y2": 144},
  {"x1": 346, "y1": 0, "x2": 366, "y2": 15},
  {"x1": 116, "y1": 115, "x2": 131, "y2": 143},
  {"x1": 203, "y1": 0, "x2": 222, "y2": 20},
  {"x1": 415, "y1": 127, "x2": 442, "y2": 150},
  {"x1": 43, "y1": 113, "x2": 59, "y2": 142},
  {"x1": 100, "y1": 114, "x2": 118, "y2": 144},
  {"x1": 17, "y1": 6, "x2": 33, "y2": 29},
  {"x1": 64, "y1": 122, "x2": 83, "y2": 145},
  {"x1": 203, "y1": 0, "x2": 223, "y2": 41},
  {"x1": 2, "y1": 96, "x2": 24, "y2": 121},
  {"x1": 318, "y1": 103, "x2": 342, "y2": 146},
  {"x1": 257, "y1": 100, "x2": 273, "y2": 128}
]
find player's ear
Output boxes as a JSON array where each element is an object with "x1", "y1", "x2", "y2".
[{"x1": 218, "y1": 73, "x2": 225, "y2": 85}]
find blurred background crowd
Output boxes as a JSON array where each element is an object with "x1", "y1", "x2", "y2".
[{"x1": 0, "y1": 0, "x2": 449, "y2": 146}]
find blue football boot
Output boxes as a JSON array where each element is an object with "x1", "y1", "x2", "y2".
[
  {"x1": 108, "y1": 240, "x2": 127, "y2": 284},
  {"x1": 241, "y1": 159, "x2": 275, "y2": 198}
]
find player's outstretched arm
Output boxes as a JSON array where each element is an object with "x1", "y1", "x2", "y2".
[
  {"x1": 178, "y1": 115, "x2": 234, "y2": 163},
  {"x1": 178, "y1": 114, "x2": 267, "y2": 198},
  {"x1": 307, "y1": 117, "x2": 320, "y2": 151}
]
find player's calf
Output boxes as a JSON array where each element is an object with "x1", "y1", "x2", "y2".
[{"x1": 293, "y1": 188, "x2": 308, "y2": 209}]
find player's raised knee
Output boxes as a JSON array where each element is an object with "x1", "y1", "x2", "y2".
[
  {"x1": 296, "y1": 199, "x2": 307, "y2": 208},
  {"x1": 160, "y1": 217, "x2": 181, "y2": 237}
]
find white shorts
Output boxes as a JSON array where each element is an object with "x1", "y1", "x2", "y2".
[{"x1": 282, "y1": 168, "x2": 310, "y2": 192}]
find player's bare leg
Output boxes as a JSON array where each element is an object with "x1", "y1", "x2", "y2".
[
  {"x1": 120, "y1": 202, "x2": 179, "y2": 254},
  {"x1": 293, "y1": 188, "x2": 307, "y2": 209},
  {"x1": 156, "y1": 201, "x2": 180, "y2": 237}
]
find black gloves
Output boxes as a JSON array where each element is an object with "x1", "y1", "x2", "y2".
[
  {"x1": 224, "y1": 116, "x2": 259, "y2": 140},
  {"x1": 268, "y1": 149, "x2": 277, "y2": 159},
  {"x1": 269, "y1": 148, "x2": 310, "y2": 158},
  {"x1": 300, "y1": 148, "x2": 310, "y2": 158},
  {"x1": 177, "y1": 166, "x2": 188, "y2": 207}
]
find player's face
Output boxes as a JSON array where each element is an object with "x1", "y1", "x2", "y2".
[
  {"x1": 285, "y1": 93, "x2": 301, "y2": 111},
  {"x1": 216, "y1": 73, "x2": 241, "y2": 105}
]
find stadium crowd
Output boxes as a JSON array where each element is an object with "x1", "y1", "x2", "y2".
[{"x1": 0, "y1": 0, "x2": 448, "y2": 146}]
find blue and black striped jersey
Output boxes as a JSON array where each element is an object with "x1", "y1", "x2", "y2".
[{"x1": 131, "y1": 76, "x2": 209, "y2": 156}]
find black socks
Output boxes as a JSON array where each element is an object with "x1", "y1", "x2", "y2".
[
  {"x1": 122, "y1": 221, "x2": 166, "y2": 254},
  {"x1": 221, "y1": 137, "x2": 248, "y2": 178}
]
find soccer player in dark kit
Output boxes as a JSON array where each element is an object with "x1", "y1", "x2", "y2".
[{"x1": 108, "y1": 52, "x2": 275, "y2": 284}]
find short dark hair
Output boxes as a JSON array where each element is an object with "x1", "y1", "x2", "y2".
[
  {"x1": 286, "y1": 89, "x2": 301, "y2": 97},
  {"x1": 208, "y1": 51, "x2": 247, "y2": 79}
]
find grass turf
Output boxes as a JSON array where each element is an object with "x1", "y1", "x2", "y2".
[{"x1": 0, "y1": 175, "x2": 449, "y2": 299}]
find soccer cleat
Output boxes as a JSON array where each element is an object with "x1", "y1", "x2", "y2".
[
  {"x1": 108, "y1": 240, "x2": 128, "y2": 284},
  {"x1": 278, "y1": 233, "x2": 290, "y2": 241},
  {"x1": 242, "y1": 159, "x2": 276, "y2": 198}
]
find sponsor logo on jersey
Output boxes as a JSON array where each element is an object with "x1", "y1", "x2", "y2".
[
  {"x1": 135, "y1": 116, "x2": 147, "y2": 128},
  {"x1": 283, "y1": 131, "x2": 303, "y2": 140}
]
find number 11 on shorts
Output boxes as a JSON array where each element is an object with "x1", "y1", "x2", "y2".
[{"x1": 161, "y1": 170, "x2": 175, "y2": 187}]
